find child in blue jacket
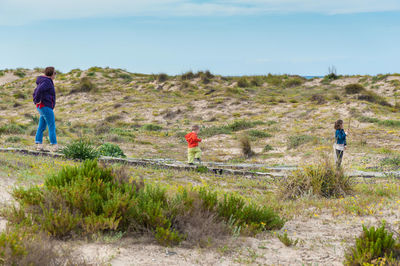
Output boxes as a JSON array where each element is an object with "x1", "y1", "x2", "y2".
[{"x1": 334, "y1": 119, "x2": 347, "y2": 167}]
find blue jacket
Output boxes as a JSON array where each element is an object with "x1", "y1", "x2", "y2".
[
  {"x1": 335, "y1": 129, "x2": 347, "y2": 146},
  {"x1": 32, "y1": 76, "x2": 56, "y2": 109}
]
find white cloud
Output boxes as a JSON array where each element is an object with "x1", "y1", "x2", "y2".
[{"x1": 0, "y1": 0, "x2": 399, "y2": 25}]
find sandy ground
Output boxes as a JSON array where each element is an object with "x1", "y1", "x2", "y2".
[
  {"x1": 0, "y1": 175, "x2": 14, "y2": 232},
  {"x1": 70, "y1": 210, "x2": 400, "y2": 266},
  {"x1": 0, "y1": 73, "x2": 19, "y2": 86}
]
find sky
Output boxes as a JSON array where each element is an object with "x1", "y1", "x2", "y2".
[{"x1": 0, "y1": 0, "x2": 399, "y2": 76}]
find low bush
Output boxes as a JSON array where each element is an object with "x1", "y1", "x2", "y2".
[
  {"x1": 263, "y1": 144, "x2": 273, "y2": 152},
  {"x1": 181, "y1": 71, "x2": 195, "y2": 80},
  {"x1": 358, "y1": 90, "x2": 391, "y2": 107},
  {"x1": 71, "y1": 77, "x2": 96, "y2": 93},
  {"x1": 142, "y1": 124, "x2": 163, "y2": 131},
  {"x1": 237, "y1": 77, "x2": 250, "y2": 88},
  {"x1": 61, "y1": 139, "x2": 99, "y2": 160},
  {"x1": 8, "y1": 161, "x2": 284, "y2": 246},
  {"x1": 265, "y1": 74, "x2": 283, "y2": 86},
  {"x1": 251, "y1": 76, "x2": 265, "y2": 87},
  {"x1": 378, "y1": 119, "x2": 400, "y2": 127},
  {"x1": 104, "y1": 114, "x2": 123, "y2": 123},
  {"x1": 287, "y1": 135, "x2": 316, "y2": 149},
  {"x1": 14, "y1": 69, "x2": 26, "y2": 78},
  {"x1": 283, "y1": 77, "x2": 304, "y2": 88},
  {"x1": 239, "y1": 135, "x2": 254, "y2": 158},
  {"x1": 0, "y1": 227, "x2": 88, "y2": 265},
  {"x1": 158, "y1": 73, "x2": 168, "y2": 82},
  {"x1": 278, "y1": 159, "x2": 353, "y2": 199},
  {"x1": 201, "y1": 120, "x2": 264, "y2": 137},
  {"x1": 344, "y1": 223, "x2": 400, "y2": 265},
  {"x1": 0, "y1": 124, "x2": 26, "y2": 135},
  {"x1": 345, "y1": 83, "x2": 365, "y2": 94},
  {"x1": 277, "y1": 232, "x2": 299, "y2": 247},
  {"x1": 5, "y1": 136, "x2": 22, "y2": 143},
  {"x1": 358, "y1": 116, "x2": 380, "y2": 123},
  {"x1": 118, "y1": 73, "x2": 132, "y2": 80},
  {"x1": 98, "y1": 143, "x2": 126, "y2": 158},
  {"x1": 380, "y1": 156, "x2": 400, "y2": 170},
  {"x1": 248, "y1": 130, "x2": 272, "y2": 139},
  {"x1": 310, "y1": 94, "x2": 326, "y2": 104}
]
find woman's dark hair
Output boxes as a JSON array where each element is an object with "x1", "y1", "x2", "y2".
[
  {"x1": 44, "y1": 67, "x2": 55, "y2": 77},
  {"x1": 334, "y1": 119, "x2": 343, "y2": 130}
]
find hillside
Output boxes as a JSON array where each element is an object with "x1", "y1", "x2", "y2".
[{"x1": 0, "y1": 67, "x2": 399, "y2": 170}]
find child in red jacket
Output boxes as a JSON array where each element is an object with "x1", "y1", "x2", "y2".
[{"x1": 185, "y1": 125, "x2": 202, "y2": 165}]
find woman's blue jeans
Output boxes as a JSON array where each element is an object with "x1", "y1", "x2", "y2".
[{"x1": 35, "y1": 107, "x2": 57, "y2": 145}]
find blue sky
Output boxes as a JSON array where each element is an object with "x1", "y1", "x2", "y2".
[{"x1": 0, "y1": 0, "x2": 399, "y2": 75}]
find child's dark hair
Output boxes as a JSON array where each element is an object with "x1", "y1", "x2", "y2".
[
  {"x1": 192, "y1": 125, "x2": 200, "y2": 131},
  {"x1": 334, "y1": 119, "x2": 343, "y2": 130}
]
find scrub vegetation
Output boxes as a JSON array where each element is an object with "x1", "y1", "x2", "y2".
[{"x1": 0, "y1": 68, "x2": 399, "y2": 264}]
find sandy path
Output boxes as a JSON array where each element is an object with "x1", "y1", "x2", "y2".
[{"x1": 0, "y1": 175, "x2": 14, "y2": 232}]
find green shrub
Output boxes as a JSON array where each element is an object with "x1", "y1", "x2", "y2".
[
  {"x1": 345, "y1": 83, "x2": 365, "y2": 94},
  {"x1": 358, "y1": 90, "x2": 391, "y2": 107},
  {"x1": 237, "y1": 77, "x2": 250, "y2": 88},
  {"x1": 358, "y1": 116, "x2": 380, "y2": 123},
  {"x1": 324, "y1": 72, "x2": 338, "y2": 81},
  {"x1": 277, "y1": 232, "x2": 299, "y2": 247},
  {"x1": 142, "y1": 124, "x2": 163, "y2": 131},
  {"x1": 310, "y1": 94, "x2": 326, "y2": 104},
  {"x1": 61, "y1": 139, "x2": 99, "y2": 160},
  {"x1": 0, "y1": 124, "x2": 26, "y2": 135},
  {"x1": 0, "y1": 70, "x2": 4, "y2": 77},
  {"x1": 265, "y1": 74, "x2": 283, "y2": 86},
  {"x1": 344, "y1": 223, "x2": 400, "y2": 265},
  {"x1": 380, "y1": 156, "x2": 400, "y2": 170},
  {"x1": 98, "y1": 143, "x2": 126, "y2": 158},
  {"x1": 71, "y1": 77, "x2": 96, "y2": 93},
  {"x1": 201, "y1": 75, "x2": 211, "y2": 84},
  {"x1": 158, "y1": 73, "x2": 168, "y2": 82},
  {"x1": 181, "y1": 71, "x2": 195, "y2": 80},
  {"x1": 248, "y1": 130, "x2": 272, "y2": 139},
  {"x1": 155, "y1": 226, "x2": 184, "y2": 246},
  {"x1": 9, "y1": 161, "x2": 284, "y2": 245},
  {"x1": 0, "y1": 227, "x2": 88, "y2": 265},
  {"x1": 13, "y1": 92, "x2": 27, "y2": 100},
  {"x1": 14, "y1": 69, "x2": 26, "y2": 78},
  {"x1": 287, "y1": 135, "x2": 316, "y2": 149},
  {"x1": 201, "y1": 120, "x2": 264, "y2": 137},
  {"x1": 279, "y1": 159, "x2": 353, "y2": 199},
  {"x1": 283, "y1": 77, "x2": 304, "y2": 88},
  {"x1": 118, "y1": 73, "x2": 133, "y2": 82},
  {"x1": 263, "y1": 144, "x2": 273, "y2": 152},
  {"x1": 378, "y1": 120, "x2": 400, "y2": 127},
  {"x1": 5, "y1": 136, "x2": 22, "y2": 143},
  {"x1": 251, "y1": 76, "x2": 265, "y2": 87}
]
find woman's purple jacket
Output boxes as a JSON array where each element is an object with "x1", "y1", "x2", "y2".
[{"x1": 32, "y1": 76, "x2": 56, "y2": 109}]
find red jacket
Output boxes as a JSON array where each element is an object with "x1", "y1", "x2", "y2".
[{"x1": 185, "y1": 131, "x2": 202, "y2": 148}]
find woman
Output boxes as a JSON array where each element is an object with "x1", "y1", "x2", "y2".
[
  {"x1": 334, "y1": 119, "x2": 347, "y2": 167},
  {"x1": 32, "y1": 67, "x2": 57, "y2": 152}
]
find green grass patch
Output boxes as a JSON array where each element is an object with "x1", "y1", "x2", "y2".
[{"x1": 287, "y1": 135, "x2": 316, "y2": 149}]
